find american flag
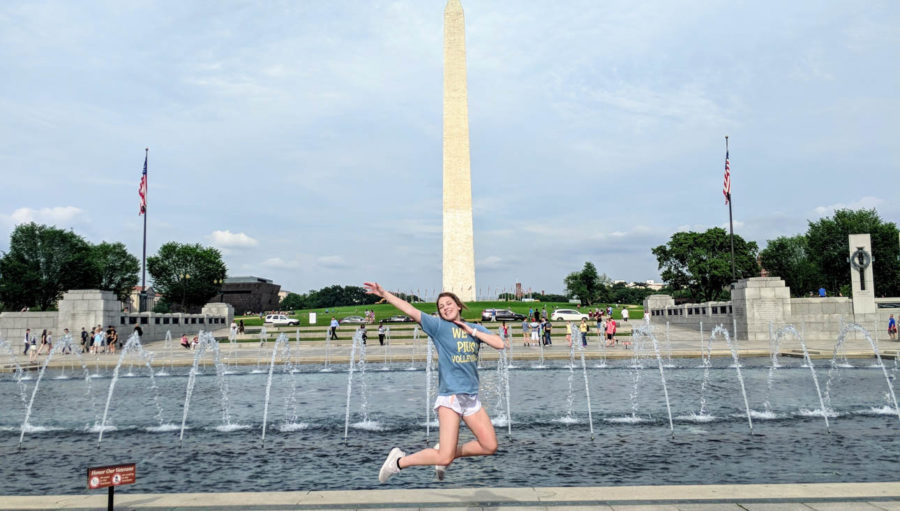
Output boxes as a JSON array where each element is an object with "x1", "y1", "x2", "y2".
[
  {"x1": 723, "y1": 149, "x2": 731, "y2": 205},
  {"x1": 139, "y1": 151, "x2": 148, "y2": 215}
]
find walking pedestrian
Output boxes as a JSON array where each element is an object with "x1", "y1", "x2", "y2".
[{"x1": 330, "y1": 317, "x2": 339, "y2": 340}]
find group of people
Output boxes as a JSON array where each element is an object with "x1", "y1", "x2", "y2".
[
  {"x1": 84, "y1": 325, "x2": 122, "y2": 354},
  {"x1": 505, "y1": 316, "x2": 622, "y2": 349},
  {"x1": 180, "y1": 333, "x2": 200, "y2": 350},
  {"x1": 587, "y1": 306, "x2": 629, "y2": 322},
  {"x1": 228, "y1": 320, "x2": 246, "y2": 337},
  {"x1": 22, "y1": 328, "x2": 60, "y2": 361},
  {"x1": 21, "y1": 325, "x2": 130, "y2": 361},
  {"x1": 562, "y1": 318, "x2": 619, "y2": 347},
  {"x1": 513, "y1": 319, "x2": 552, "y2": 347}
]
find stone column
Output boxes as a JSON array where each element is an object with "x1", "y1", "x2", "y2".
[
  {"x1": 848, "y1": 233, "x2": 877, "y2": 331},
  {"x1": 731, "y1": 277, "x2": 792, "y2": 342},
  {"x1": 57, "y1": 289, "x2": 122, "y2": 335},
  {"x1": 442, "y1": 0, "x2": 476, "y2": 302}
]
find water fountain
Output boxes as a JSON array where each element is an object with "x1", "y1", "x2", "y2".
[
  {"x1": 709, "y1": 325, "x2": 754, "y2": 433},
  {"x1": 97, "y1": 332, "x2": 168, "y2": 444},
  {"x1": 262, "y1": 333, "x2": 292, "y2": 441},
  {"x1": 3, "y1": 321, "x2": 900, "y2": 495},
  {"x1": 179, "y1": 332, "x2": 239, "y2": 444},
  {"x1": 343, "y1": 330, "x2": 376, "y2": 437},
  {"x1": 762, "y1": 325, "x2": 831, "y2": 430},
  {"x1": 406, "y1": 325, "x2": 420, "y2": 371},
  {"x1": 632, "y1": 325, "x2": 674, "y2": 435},
  {"x1": 381, "y1": 326, "x2": 391, "y2": 370},
  {"x1": 823, "y1": 322, "x2": 900, "y2": 424},
  {"x1": 321, "y1": 326, "x2": 333, "y2": 372}
]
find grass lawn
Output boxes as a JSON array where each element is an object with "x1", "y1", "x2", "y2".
[{"x1": 235, "y1": 301, "x2": 644, "y2": 327}]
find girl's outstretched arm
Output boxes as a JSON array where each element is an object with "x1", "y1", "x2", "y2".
[{"x1": 363, "y1": 282, "x2": 422, "y2": 323}]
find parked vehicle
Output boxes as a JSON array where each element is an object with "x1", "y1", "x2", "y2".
[
  {"x1": 550, "y1": 309, "x2": 589, "y2": 321},
  {"x1": 264, "y1": 314, "x2": 299, "y2": 326},
  {"x1": 481, "y1": 308, "x2": 526, "y2": 322},
  {"x1": 340, "y1": 315, "x2": 367, "y2": 324},
  {"x1": 386, "y1": 314, "x2": 415, "y2": 323}
]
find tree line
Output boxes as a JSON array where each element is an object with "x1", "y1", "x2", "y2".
[
  {"x1": 564, "y1": 208, "x2": 898, "y2": 304},
  {"x1": 759, "y1": 208, "x2": 899, "y2": 298},
  {"x1": 563, "y1": 262, "x2": 661, "y2": 305},
  {"x1": 0, "y1": 223, "x2": 226, "y2": 313},
  {"x1": 646, "y1": 208, "x2": 898, "y2": 302}
]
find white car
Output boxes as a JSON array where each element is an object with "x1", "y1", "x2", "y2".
[
  {"x1": 550, "y1": 309, "x2": 589, "y2": 321},
  {"x1": 264, "y1": 314, "x2": 299, "y2": 326}
]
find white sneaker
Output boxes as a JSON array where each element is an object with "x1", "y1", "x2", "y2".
[
  {"x1": 434, "y1": 443, "x2": 447, "y2": 481},
  {"x1": 378, "y1": 447, "x2": 405, "y2": 483}
]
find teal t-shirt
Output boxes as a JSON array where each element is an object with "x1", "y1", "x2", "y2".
[{"x1": 420, "y1": 313, "x2": 489, "y2": 396}]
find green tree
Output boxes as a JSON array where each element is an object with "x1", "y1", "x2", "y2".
[
  {"x1": 652, "y1": 227, "x2": 759, "y2": 302},
  {"x1": 147, "y1": 242, "x2": 227, "y2": 312},
  {"x1": 564, "y1": 262, "x2": 608, "y2": 305},
  {"x1": 0, "y1": 223, "x2": 95, "y2": 310},
  {"x1": 91, "y1": 242, "x2": 140, "y2": 302},
  {"x1": 759, "y1": 235, "x2": 818, "y2": 296},
  {"x1": 280, "y1": 292, "x2": 307, "y2": 311},
  {"x1": 607, "y1": 282, "x2": 657, "y2": 305},
  {"x1": 805, "y1": 208, "x2": 900, "y2": 297}
]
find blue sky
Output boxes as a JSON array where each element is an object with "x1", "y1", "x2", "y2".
[{"x1": 1, "y1": 1, "x2": 898, "y2": 298}]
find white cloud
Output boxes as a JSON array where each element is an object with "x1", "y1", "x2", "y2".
[
  {"x1": 477, "y1": 255, "x2": 504, "y2": 271},
  {"x1": 2, "y1": 206, "x2": 86, "y2": 227},
  {"x1": 812, "y1": 196, "x2": 884, "y2": 217},
  {"x1": 317, "y1": 255, "x2": 350, "y2": 269},
  {"x1": 262, "y1": 257, "x2": 301, "y2": 269},
  {"x1": 208, "y1": 230, "x2": 259, "y2": 248}
]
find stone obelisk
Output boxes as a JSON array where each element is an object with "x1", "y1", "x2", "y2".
[{"x1": 442, "y1": 0, "x2": 476, "y2": 301}]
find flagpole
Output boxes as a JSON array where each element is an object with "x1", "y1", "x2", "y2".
[
  {"x1": 726, "y1": 136, "x2": 735, "y2": 284},
  {"x1": 141, "y1": 147, "x2": 149, "y2": 312}
]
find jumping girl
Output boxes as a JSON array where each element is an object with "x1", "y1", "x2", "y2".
[{"x1": 364, "y1": 282, "x2": 505, "y2": 483}]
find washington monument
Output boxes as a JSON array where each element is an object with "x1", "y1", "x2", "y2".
[{"x1": 442, "y1": 0, "x2": 476, "y2": 301}]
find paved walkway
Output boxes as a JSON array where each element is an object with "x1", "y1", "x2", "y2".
[
  {"x1": 5, "y1": 321, "x2": 899, "y2": 372},
  {"x1": 4, "y1": 483, "x2": 900, "y2": 510}
]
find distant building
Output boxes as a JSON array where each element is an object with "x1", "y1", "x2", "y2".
[
  {"x1": 127, "y1": 286, "x2": 161, "y2": 312},
  {"x1": 277, "y1": 290, "x2": 291, "y2": 303},
  {"x1": 209, "y1": 276, "x2": 281, "y2": 315},
  {"x1": 620, "y1": 280, "x2": 665, "y2": 291},
  {"x1": 639, "y1": 280, "x2": 665, "y2": 291}
]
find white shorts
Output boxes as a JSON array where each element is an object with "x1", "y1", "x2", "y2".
[
  {"x1": 530, "y1": 331, "x2": 539, "y2": 340},
  {"x1": 434, "y1": 393, "x2": 482, "y2": 417}
]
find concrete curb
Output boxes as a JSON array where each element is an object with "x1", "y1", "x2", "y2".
[{"x1": 4, "y1": 482, "x2": 900, "y2": 510}]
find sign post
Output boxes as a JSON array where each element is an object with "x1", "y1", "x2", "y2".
[{"x1": 87, "y1": 463, "x2": 136, "y2": 511}]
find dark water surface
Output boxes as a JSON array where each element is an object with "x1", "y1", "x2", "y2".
[{"x1": 1, "y1": 357, "x2": 898, "y2": 494}]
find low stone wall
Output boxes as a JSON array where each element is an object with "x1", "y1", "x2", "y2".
[
  {"x1": 0, "y1": 290, "x2": 233, "y2": 344},
  {"x1": 0, "y1": 311, "x2": 58, "y2": 342},
  {"x1": 643, "y1": 277, "x2": 900, "y2": 342},
  {"x1": 787, "y1": 298, "x2": 854, "y2": 340},
  {"x1": 647, "y1": 301, "x2": 733, "y2": 327}
]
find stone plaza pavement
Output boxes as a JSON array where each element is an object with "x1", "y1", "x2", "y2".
[
  {"x1": 6, "y1": 321, "x2": 898, "y2": 371},
  {"x1": 4, "y1": 482, "x2": 900, "y2": 510}
]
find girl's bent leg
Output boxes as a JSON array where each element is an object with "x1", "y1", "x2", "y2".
[
  {"x1": 459, "y1": 408, "x2": 498, "y2": 457},
  {"x1": 398, "y1": 406, "x2": 461, "y2": 468}
]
